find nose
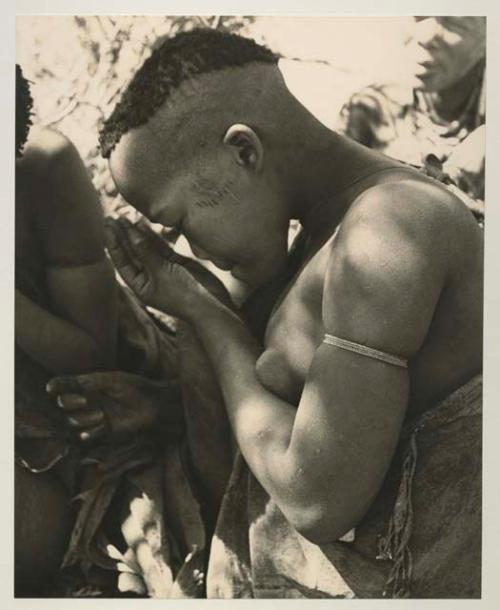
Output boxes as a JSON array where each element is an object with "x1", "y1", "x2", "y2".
[{"x1": 414, "y1": 17, "x2": 441, "y2": 50}]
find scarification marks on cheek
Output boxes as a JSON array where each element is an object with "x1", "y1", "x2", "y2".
[
  {"x1": 192, "y1": 176, "x2": 240, "y2": 209},
  {"x1": 196, "y1": 195, "x2": 220, "y2": 209}
]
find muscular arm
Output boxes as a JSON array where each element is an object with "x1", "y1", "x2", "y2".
[
  {"x1": 189, "y1": 188, "x2": 446, "y2": 544},
  {"x1": 18, "y1": 129, "x2": 118, "y2": 372}
]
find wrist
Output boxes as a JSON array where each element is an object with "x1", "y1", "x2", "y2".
[{"x1": 189, "y1": 291, "x2": 239, "y2": 332}]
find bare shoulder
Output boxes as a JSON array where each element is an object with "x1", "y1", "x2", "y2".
[
  {"x1": 20, "y1": 126, "x2": 86, "y2": 193},
  {"x1": 349, "y1": 178, "x2": 472, "y2": 230},
  {"x1": 321, "y1": 178, "x2": 481, "y2": 355},
  {"x1": 22, "y1": 126, "x2": 75, "y2": 167},
  {"x1": 332, "y1": 178, "x2": 480, "y2": 275},
  {"x1": 20, "y1": 127, "x2": 104, "y2": 265}
]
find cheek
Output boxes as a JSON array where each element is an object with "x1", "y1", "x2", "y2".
[
  {"x1": 440, "y1": 30, "x2": 478, "y2": 70},
  {"x1": 183, "y1": 207, "x2": 241, "y2": 260},
  {"x1": 242, "y1": 229, "x2": 289, "y2": 282},
  {"x1": 187, "y1": 180, "x2": 288, "y2": 264}
]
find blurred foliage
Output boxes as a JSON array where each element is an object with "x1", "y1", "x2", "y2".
[{"x1": 16, "y1": 15, "x2": 258, "y2": 218}]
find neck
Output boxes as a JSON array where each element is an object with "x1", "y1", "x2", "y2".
[{"x1": 282, "y1": 125, "x2": 387, "y2": 237}]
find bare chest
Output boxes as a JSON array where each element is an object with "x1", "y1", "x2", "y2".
[{"x1": 255, "y1": 239, "x2": 332, "y2": 404}]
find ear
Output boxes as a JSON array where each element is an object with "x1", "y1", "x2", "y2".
[{"x1": 223, "y1": 124, "x2": 263, "y2": 172}]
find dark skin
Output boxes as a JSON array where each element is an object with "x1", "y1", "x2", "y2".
[
  {"x1": 100, "y1": 166, "x2": 482, "y2": 544},
  {"x1": 16, "y1": 126, "x2": 118, "y2": 373},
  {"x1": 16, "y1": 127, "x2": 186, "y2": 595},
  {"x1": 15, "y1": 126, "x2": 121, "y2": 590},
  {"x1": 50, "y1": 62, "x2": 483, "y2": 555}
]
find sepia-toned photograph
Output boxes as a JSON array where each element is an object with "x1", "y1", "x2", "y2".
[{"x1": 14, "y1": 13, "x2": 484, "y2": 599}]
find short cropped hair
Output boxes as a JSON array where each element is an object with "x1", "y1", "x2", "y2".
[
  {"x1": 16, "y1": 64, "x2": 34, "y2": 158},
  {"x1": 99, "y1": 28, "x2": 279, "y2": 158}
]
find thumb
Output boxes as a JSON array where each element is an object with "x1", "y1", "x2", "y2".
[
  {"x1": 105, "y1": 219, "x2": 144, "y2": 274},
  {"x1": 73, "y1": 371, "x2": 119, "y2": 393},
  {"x1": 118, "y1": 218, "x2": 157, "y2": 262}
]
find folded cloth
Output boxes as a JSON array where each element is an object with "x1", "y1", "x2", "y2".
[{"x1": 202, "y1": 374, "x2": 481, "y2": 599}]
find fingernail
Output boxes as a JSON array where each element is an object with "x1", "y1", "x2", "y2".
[
  {"x1": 46, "y1": 381, "x2": 53, "y2": 393},
  {"x1": 57, "y1": 395, "x2": 64, "y2": 408},
  {"x1": 80, "y1": 432, "x2": 90, "y2": 441},
  {"x1": 68, "y1": 417, "x2": 78, "y2": 427}
]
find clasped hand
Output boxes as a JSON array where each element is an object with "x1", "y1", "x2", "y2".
[{"x1": 105, "y1": 217, "x2": 233, "y2": 319}]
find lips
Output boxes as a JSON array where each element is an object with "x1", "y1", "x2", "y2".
[
  {"x1": 416, "y1": 58, "x2": 434, "y2": 68},
  {"x1": 413, "y1": 55, "x2": 438, "y2": 79}
]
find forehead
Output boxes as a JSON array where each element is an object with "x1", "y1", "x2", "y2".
[
  {"x1": 109, "y1": 123, "x2": 220, "y2": 225},
  {"x1": 109, "y1": 126, "x2": 160, "y2": 205},
  {"x1": 109, "y1": 120, "x2": 191, "y2": 210}
]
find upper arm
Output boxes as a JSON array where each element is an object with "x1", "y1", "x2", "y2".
[
  {"x1": 30, "y1": 130, "x2": 105, "y2": 267},
  {"x1": 26, "y1": 130, "x2": 117, "y2": 361},
  {"x1": 323, "y1": 187, "x2": 446, "y2": 357},
  {"x1": 285, "y1": 188, "x2": 447, "y2": 540}
]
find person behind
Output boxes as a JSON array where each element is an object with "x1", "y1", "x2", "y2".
[
  {"x1": 15, "y1": 64, "x2": 120, "y2": 594},
  {"x1": 50, "y1": 29, "x2": 483, "y2": 598},
  {"x1": 15, "y1": 65, "x2": 188, "y2": 597},
  {"x1": 337, "y1": 16, "x2": 486, "y2": 202}
]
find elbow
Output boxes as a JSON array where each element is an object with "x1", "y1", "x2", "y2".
[{"x1": 285, "y1": 499, "x2": 361, "y2": 546}]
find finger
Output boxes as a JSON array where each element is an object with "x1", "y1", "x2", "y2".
[
  {"x1": 121, "y1": 219, "x2": 159, "y2": 261},
  {"x1": 107, "y1": 221, "x2": 156, "y2": 298},
  {"x1": 135, "y1": 219, "x2": 177, "y2": 257},
  {"x1": 135, "y1": 219, "x2": 211, "y2": 278},
  {"x1": 105, "y1": 219, "x2": 144, "y2": 280},
  {"x1": 47, "y1": 375, "x2": 85, "y2": 396},
  {"x1": 79, "y1": 421, "x2": 108, "y2": 444},
  {"x1": 56, "y1": 393, "x2": 87, "y2": 411},
  {"x1": 66, "y1": 408, "x2": 105, "y2": 429},
  {"x1": 135, "y1": 219, "x2": 194, "y2": 270},
  {"x1": 105, "y1": 220, "x2": 139, "y2": 269}
]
